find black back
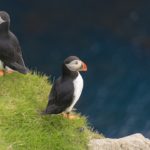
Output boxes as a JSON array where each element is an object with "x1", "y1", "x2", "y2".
[
  {"x1": 45, "y1": 59, "x2": 79, "y2": 114},
  {"x1": 0, "y1": 11, "x2": 28, "y2": 74},
  {"x1": 45, "y1": 76, "x2": 74, "y2": 114}
]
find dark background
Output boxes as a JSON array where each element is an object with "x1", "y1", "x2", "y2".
[{"x1": 1, "y1": 0, "x2": 150, "y2": 138}]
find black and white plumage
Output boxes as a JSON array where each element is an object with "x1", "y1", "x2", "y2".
[
  {"x1": 0, "y1": 11, "x2": 28, "y2": 74},
  {"x1": 44, "y1": 56, "x2": 87, "y2": 117}
]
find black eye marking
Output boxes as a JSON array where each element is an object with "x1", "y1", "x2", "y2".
[
  {"x1": 75, "y1": 61, "x2": 78, "y2": 64},
  {"x1": 0, "y1": 16, "x2": 5, "y2": 21}
]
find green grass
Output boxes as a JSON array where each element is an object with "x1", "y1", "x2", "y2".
[{"x1": 0, "y1": 72, "x2": 99, "y2": 150}]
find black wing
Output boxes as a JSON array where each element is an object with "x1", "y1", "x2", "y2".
[
  {"x1": 45, "y1": 77, "x2": 74, "y2": 114},
  {"x1": 0, "y1": 31, "x2": 29, "y2": 74}
]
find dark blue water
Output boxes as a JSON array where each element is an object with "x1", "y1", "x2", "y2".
[
  {"x1": 1, "y1": 0, "x2": 150, "y2": 138},
  {"x1": 20, "y1": 29, "x2": 150, "y2": 138}
]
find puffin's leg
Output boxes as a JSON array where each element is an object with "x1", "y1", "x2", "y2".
[
  {"x1": 5, "y1": 66, "x2": 14, "y2": 74},
  {"x1": 6, "y1": 70, "x2": 14, "y2": 74},
  {"x1": 0, "y1": 70, "x2": 4, "y2": 76},
  {"x1": 68, "y1": 113, "x2": 79, "y2": 119},
  {"x1": 62, "y1": 112, "x2": 79, "y2": 119}
]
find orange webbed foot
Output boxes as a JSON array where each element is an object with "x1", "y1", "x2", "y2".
[
  {"x1": 0, "y1": 70, "x2": 4, "y2": 76},
  {"x1": 62, "y1": 113, "x2": 79, "y2": 119}
]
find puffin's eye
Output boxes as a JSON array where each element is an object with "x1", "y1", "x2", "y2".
[
  {"x1": 1, "y1": 16, "x2": 5, "y2": 20},
  {"x1": 75, "y1": 61, "x2": 78, "y2": 64}
]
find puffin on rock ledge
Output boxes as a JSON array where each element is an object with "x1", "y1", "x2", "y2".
[
  {"x1": 44, "y1": 56, "x2": 87, "y2": 119},
  {"x1": 0, "y1": 11, "x2": 28, "y2": 76}
]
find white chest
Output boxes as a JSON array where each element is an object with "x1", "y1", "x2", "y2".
[{"x1": 65, "y1": 73, "x2": 84, "y2": 112}]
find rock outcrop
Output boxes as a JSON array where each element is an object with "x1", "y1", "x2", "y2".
[{"x1": 89, "y1": 133, "x2": 150, "y2": 150}]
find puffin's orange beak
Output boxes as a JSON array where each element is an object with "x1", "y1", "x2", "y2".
[{"x1": 81, "y1": 62, "x2": 87, "y2": 71}]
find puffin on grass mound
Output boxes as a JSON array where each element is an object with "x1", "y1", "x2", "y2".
[
  {"x1": 0, "y1": 11, "x2": 29, "y2": 76},
  {"x1": 44, "y1": 56, "x2": 87, "y2": 119}
]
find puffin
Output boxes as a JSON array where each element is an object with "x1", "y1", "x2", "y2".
[
  {"x1": 44, "y1": 56, "x2": 87, "y2": 119},
  {"x1": 0, "y1": 11, "x2": 29, "y2": 76}
]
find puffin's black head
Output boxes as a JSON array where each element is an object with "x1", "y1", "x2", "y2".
[
  {"x1": 64, "y1": 56, "x2": 87, "y2": 72},
  {"x1": 0, "y1": 11, "x2": 10, "y2": 28}
]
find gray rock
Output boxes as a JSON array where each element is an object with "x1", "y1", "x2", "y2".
[{"x1": 89, "y1": 133, "x2": 150, "y2": 150}]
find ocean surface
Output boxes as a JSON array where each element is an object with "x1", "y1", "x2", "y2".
[{"x1": 23, "y1": 28, "x2": 150, "y2": 138}]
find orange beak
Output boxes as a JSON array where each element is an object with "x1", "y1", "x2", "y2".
[{"x1": 81, "y1": 62, "x2": 87, "y2": 71}]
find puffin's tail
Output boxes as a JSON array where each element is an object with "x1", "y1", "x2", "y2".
[
  {"x1": 44, "y1": 104, "x2": 64, "y2": 114},
  {"x1": 20, "y1": 67, "x2": 29, "y2": 74},
  {"x1": 6, "y1": 62, "x2": 29, "y2": 74}
]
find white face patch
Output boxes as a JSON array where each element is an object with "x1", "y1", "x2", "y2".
[
  {"x1": 0, "y1": 16, "x2": 5, "y2": 24},
  {"x1": 65, "y1": 60, "x2": 82, "y2": 71}
]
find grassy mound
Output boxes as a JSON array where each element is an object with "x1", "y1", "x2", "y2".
[{"x1": 0, "y1": 73, "x2": 97, "y2": 150}]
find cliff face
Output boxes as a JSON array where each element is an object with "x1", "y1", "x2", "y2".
[{"x1": 89, "y1": 133, "x2": 150, "y2": 150}]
